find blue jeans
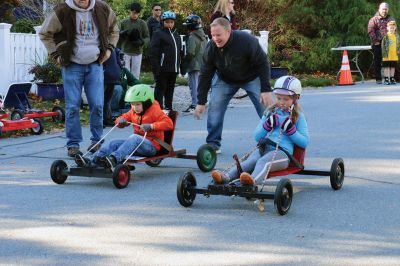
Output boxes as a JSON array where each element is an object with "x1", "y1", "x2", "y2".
[
  {"x1": 206, "y1": 74, "x2": 265, "y2": 148},
  {"x1": 188, "y1": 71, "x2": 200, "y2": 106},
  {"x1": 110, "y1": 84, "x2": 123, "y2": 111},
  {"x1": 94, "y1": 134, "x2": 157, "y2": 162},
  {"x1": 62, "y1": 62, "x2": 104, "y2": 148}
]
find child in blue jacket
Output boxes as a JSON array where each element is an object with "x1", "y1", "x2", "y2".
[{"x1": 212, "y1": 76, "x2": 309, "y2": 185}]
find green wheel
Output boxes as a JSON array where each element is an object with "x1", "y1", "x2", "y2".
[
  {"x1": 177, "y1": 172, "x2": 197, "y2": 207},
  {"x1": 50, "y1": 160, "x2": 68, "y2": 184},
  {"x1": 196, "y1": 144, "x2": 217, "y2": 172}
]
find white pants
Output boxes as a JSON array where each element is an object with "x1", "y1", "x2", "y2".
[{"x1": 124, "y1": 54, "x2": 142, "y2": 79}]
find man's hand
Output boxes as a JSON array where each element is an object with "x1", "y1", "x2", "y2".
[
  {"x1": 260, "y1": 92, "x2": 273, "y2": 107},
  {"x1": 99, "y1": 49, "x2": 112, "y2": 64},
  {"x1": 193, "y1": 105, "x2": 205, "y2": 119}
]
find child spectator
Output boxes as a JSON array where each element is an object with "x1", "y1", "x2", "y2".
[
  {"x1": 150, "y1": 10, "x2": 182, "y2": 111},
  {"x1": 118, "y1": 2, "x2": 149, "y2": 79},
  {"x1": 381, "y1": 20, "x2": 400, "y2": 85},
  {"x1": 181, "y1": 14, "x2": 208, "y2": 113},
  {"x1": 75, "y1": 84, "x2": 173, "y2": 168},
  {"x1": 211, "y1": 76, "x2": 309, "y2": 185},
  {"x1": 110, "y1": 52, "x2": 141, "y2": 116}
]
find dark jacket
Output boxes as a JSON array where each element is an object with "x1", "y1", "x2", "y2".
[
  {"x1": 150, "y1": 27, "x2": 182, "y2": 75},
  {"x1": 118, "y1": 18, "x2": 149, "y2": 55},
  {"x1": 197, "y1": 30, "x2": 271, "y2": 105},
  {"x1": 368, "y1": 12, "x2": 395, "y2": 44},
  {"x1": 39, "y1": 1, "x2": 119, "y2": 66},
  {"x1": 182, "y1": 28, "x2": 208, "y2": 73},
  {"x1": 147, "y1": 16, "x2": 162, "y2": 39},
  {"x1": 104, "y1": 49, "x2": 122, "y2": 84}
]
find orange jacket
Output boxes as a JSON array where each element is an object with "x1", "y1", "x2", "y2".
[{"x1": 115, "y1": 101, "x2": 174, "y2": 151}]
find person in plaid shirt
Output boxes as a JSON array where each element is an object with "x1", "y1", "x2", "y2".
[{"x1": 368, "y1": 2, "x2": 395, "y2": 84}]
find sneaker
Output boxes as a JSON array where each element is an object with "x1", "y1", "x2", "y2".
[
  {"x1": 95, "y1": 156, "x2": 107, "y2": 166},
  {"x1": 67, "y1": 147, "x2": 82, "y2": 158},
  {"x1": 162, "y1": 108, "x2": 171, "y2": 114},
  {"x1": 384, "y1": 78, "x2": 390, "y2": 85},
  {"x1": 240, "y1": 172, "x2": 255, "y2": 186},
  {"x1": 87, "y1": 142, "x2": 102, "y2": 153},
  {"x1": 211, "y1": 146, "x2": 221, "y2": 154},
  {"x1": 104, "y1": 155, "x2": 117, "y2": 168},
  {"x1": 183, "y1": 105, "x2": 196, "y2": 113},
  {"x1": 390, "y1": 77, "x2": 396, "y2": 84},
  {"x1": 75, "y1": 154, "x2": 90, "y2": 167},
  {"x1": 211, "y1": 170, "x2": 230, "y2": 184}
]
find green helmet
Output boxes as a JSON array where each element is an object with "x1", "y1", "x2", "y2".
[{"x1": 124, "y1": 84, "x2": 154, "y2": 103}]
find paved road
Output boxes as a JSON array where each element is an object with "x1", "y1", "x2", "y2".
[{"x1": 0, "y1": 81, "x2": 399, "y2": 265}]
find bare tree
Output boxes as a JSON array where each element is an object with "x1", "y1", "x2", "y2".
[{"x1": 16, "y1": 0, "x2": 63, "y2": 22}]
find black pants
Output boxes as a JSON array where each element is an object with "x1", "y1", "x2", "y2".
[
  {"x1": 104, "y1": 83, "x2": 115, "y2": 123},
  {"x1": 372, "y1": 44, "x2": 382, "y2": 81},
  {"x1": 154, "y1": 72, "x2": 177, "y2": 110}
]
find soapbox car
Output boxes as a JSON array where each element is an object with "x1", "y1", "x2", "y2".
[{"x1": 50, "y1": 111, "x2": 217, "y2": 189}]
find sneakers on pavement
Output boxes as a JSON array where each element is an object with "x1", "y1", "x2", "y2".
[
  {"x1": 390, "y1": 77, "x2": 396, "y2": 84},
  {"x1": 183, "y1": 105, "x2": 196, "y2": 113},
  {"x1": 105, "y1": 155, "x2": 117, "y2": 168},
  {"x1": 240, "y1": 172, "x2": 255, "y2": 186},
  {"x1": 67, "y1": 147, "x2": 82, "y2": 158},
  {"x1": 87, "y1": 142, "x2": 102, "y2": 153},
  {"x1": 75, "y1": 154, "x2": 90, "y2": 167},
  {"x1": 211, "y1": 170, "x2": 230, "y2": 184}
]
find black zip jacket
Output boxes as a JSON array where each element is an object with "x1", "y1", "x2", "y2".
[
  {"x1": 150, "y1": 27, "x2": 182, "y2": 75},
  {"x1": 197, "y1": 30, "x2": 271, "y2": 105}
]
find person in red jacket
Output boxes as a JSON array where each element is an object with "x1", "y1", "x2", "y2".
[{"x1": 75, "y1": 84, "x2": 173, "y2": 168}]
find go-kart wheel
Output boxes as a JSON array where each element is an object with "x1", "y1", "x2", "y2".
[
  {"x1": 196, "y1": 144, "x2": 217, "y2": 172},
  {"x1": 112, "y1": 164, "x2": 130, "y2": 189},
  {"x1": 330, "y1": 158, "x2": 345, "y2": 190},
  {"x1": 145, "y1": 158, "x2": 163, "y2": 167},
  {"x1": 30, "y1": 118, "x2": 44, "y2": 135},
  {"x1": 177, "y1": 172, "x2": 197, "y2": 207},
  {"x1": 50, "y1": 160, "x2": 68, "y2": 184},
  {"x1": 10, "y1": 110, "x2": 24, "y2": 120},
  {"x1": 274, "y1": 178, "x2": 293, "y2": 215},
  {"x1": 52, "y1": 106, "x2": 65, "y2": 123}
]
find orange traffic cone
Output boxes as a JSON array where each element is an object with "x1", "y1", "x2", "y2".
[{"x1": 338, "y1": 50, "x2": 354, "y2": 86}]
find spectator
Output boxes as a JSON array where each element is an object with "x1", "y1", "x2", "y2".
[
  {"x1": 150, "y1": 10, "x2": 182, "y2": 111},
  {"x1": 210, "y1": 0, "x2": 238, "y2": 30},
  {"x1": 39, "y1": 0, "x2": 119, "y2": 157},
  {"x1": 103, "y1": 48, "x2": 122, "y2": 126},
  {"x1": 110, "y1": 52, "x2": 141, "y2": 115},
  {"x1": 118, "y1": 2, "x2": 149, "y2": 79},
  {"x1": 368, "y1": 2, "x2": 395, "y2": 84},
  {"x1": 381, "y1": 21, "x2": 399, "y2": 85},
  {"x1": 193, "y1": 18, "x2": 273, "y2": 154},
  {"x1": 147, "y1": 3, "x2": 162, "y2": 39},
  {"x1": 181, "y1": 14, "x2": 208, "y2": 113}
]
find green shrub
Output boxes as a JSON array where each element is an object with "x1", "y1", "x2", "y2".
[{"x1": 11, "y1": 19, "x2": 35, "y2": 33}]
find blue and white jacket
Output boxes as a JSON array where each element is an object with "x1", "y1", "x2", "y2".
[{"x1": 253, "y1": 108, "x2": 309, "y2": 155}]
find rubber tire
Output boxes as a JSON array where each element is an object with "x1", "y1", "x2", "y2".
[
  {"x1": 52, "y1": 106, "x2": 66, "y2": 123},
  {"x1": 10, "y1": 110, "x2": 24, "y2": 120},
  {"x1": 145, "y1": 158, "x2": 163, "y2": 167},
  {"x1": 177, "y1": 172, "x2": 197, "y2": 207},
  {"x1": 274, "y1": 178, "x2": 293, "y2": 215},
  {"x1": 196, "y1": 144, "x2": 217, "y2": 172},
  {"x1": 112, "y1": 164, "x2": 131, "y2": 189},
  {"x1": 330, "y1": 158, "x2": 345, "y2": 190},
  {"x1": 50, "y1": 160, "x2": 68, "y2": 184},
  {"x1": 30, "y1": 118, "x2": 44, "y2": 135}
]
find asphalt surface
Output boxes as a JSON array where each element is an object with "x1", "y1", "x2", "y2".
[{"x1": 0, "y1": 81, "x2": 399, "y2": 265}]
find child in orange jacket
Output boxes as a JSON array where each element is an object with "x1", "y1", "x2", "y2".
[{"x1": 75, "y1": 84, "x2": 173, "y2": 168}]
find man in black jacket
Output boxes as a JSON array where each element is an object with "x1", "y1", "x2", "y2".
[
  {"x1": 147, "y1": 3, "x2": 162, "y2": 39},
  {"x1": 193, "y1": 18, "x2": 273, "y2": 153}
]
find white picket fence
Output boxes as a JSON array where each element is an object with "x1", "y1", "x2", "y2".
[{"x1": 0, "y1": 23, "x2": 47, "y2": 97}]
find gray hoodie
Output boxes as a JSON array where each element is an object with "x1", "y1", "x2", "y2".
[{"x1": 65, "y1": 0, "x2": 100, "y2": 64}]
